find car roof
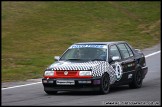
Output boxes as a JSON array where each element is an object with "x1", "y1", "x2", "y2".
[{"x1": 74, "y1": 41, "x2": 127, "y2": 45}]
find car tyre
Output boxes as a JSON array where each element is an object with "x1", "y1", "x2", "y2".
[
  {"x1": 129, "y1": 69, "x2": 143, "y2": 89},
  {"x1": 45, "y1": 90, "x2": 57, "y2": 95},
  {"x1": 99, "y1": 73, "x2": 110, "y2": 94}
]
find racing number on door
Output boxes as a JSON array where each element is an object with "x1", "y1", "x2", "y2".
[{"x1": 114, "y1": 62, "x2": 123, "y2": 81}]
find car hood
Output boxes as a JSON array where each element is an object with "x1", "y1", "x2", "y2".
[{"x1": 47, "y1": 61, "x2": 103, "y2": 71}]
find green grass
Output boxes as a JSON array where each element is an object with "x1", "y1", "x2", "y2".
[{"x1": 2, "y1": 1, "x2": 160, "y2": 82}]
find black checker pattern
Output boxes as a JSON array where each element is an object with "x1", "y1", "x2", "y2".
[{"x1": 49, "y1": 61, "x2": 117, "y2": 84}]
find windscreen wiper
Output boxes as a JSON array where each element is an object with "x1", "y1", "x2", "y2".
[
  {"x1": 66, "y1": 58, "x2": 83, "y2": 61},
  {"x1": 91, "y1": 59, "x2": 104, "y2": 61}
]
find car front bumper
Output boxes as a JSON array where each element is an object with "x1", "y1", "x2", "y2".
[{"x1": 42, "y1": 77, "x2": 102, "y2": 92}]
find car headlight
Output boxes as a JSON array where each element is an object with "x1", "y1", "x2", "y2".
[
  {"x1": 79, "y1": 71, "x2": 92, "y2": 76},
  {"x1": 44, "y1": 71, "x2": 54, "y2": 76}
]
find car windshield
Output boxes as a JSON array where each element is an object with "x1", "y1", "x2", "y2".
[{"x1": 60, "y1": 44, "x2": 107, "y2": 61}]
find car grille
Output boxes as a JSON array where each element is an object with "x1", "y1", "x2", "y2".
[{"x1": 55, "y1": 70, "x2": 78, "y2": 76}]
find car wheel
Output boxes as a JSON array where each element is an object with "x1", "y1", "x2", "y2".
[
  {"x1": 129, "y1": 69, "x2": 143, "y2": 89},
  {"x1": 100, "y1": 73, "x2": 110, "y2": 94},
  {"x1": 45, "y1": 91, "x2": 57, "y2": 95}
]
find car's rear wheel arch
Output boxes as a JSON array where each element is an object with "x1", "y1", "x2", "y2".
[{"x1": 129, "y1": 64, "x2": 143, "y2": 88}]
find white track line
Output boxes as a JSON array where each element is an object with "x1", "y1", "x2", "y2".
[
  {"x1": 145, "y1": 51, "x2": 161, "y2": 58},
  {"x1": 2, "y1": 82, "x2": 42, "y2": 90},
  {"x1": 2, "y1": 50, "x2": 161, "y2": 90}
]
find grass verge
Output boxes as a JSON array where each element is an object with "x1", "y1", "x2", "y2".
[{"x1": 2, "y1": 1, "x2": 160, "y2": 82}]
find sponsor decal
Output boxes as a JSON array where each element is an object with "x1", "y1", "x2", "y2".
[
  {"x1": 69, "y1": 44, "x2": 107, "y2": 49},
  {"x1": 128, "y1": 63, "x2": 133, "y2": 67},
  {"x1": 128, "y1": 74, "x2": 133, "y2": 79}
]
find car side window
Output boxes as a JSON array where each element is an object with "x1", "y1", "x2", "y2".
[
  {"x1": 117, "y1": 44, "x2": 130, "y2": 59},
  {"x1": 109, "y1": 45, "x2": 121, "y2": 60},
  {"x1": 125, "y1": 44, "x2": 134, "y2": 57}
]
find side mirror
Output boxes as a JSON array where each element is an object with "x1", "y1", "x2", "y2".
[
  {"x1": 135, "y1": 49, "x2": 142, "y2": 53},
  {"x1": 109, "y1": 56, "x2": 120, "y2": 63},
  {"x1": 54, "y1": 56, "x2": 60, "y2": 61},
  {"x1": 112, "y1": 56, "x2": 120, "y2": 61}
]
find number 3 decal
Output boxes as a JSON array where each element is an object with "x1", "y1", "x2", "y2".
[{"x1": 114, "y1": 62, "x2": 123, "y2": 81}]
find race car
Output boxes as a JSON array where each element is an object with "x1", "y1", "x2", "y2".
[{"x1": 42, "y1": 41, "x2": 148, "y2": 94}]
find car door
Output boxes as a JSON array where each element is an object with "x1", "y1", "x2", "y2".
[
  {"x1": 117, "y1": 43, "x2": 136, "y2": 82},
  {"x1": 108, "y1": 44, "x2": 123, "y2": 82}
]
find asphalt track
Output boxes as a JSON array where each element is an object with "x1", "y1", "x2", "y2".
[{"x1": 1, "y1": 44, "x2": 161, "y2": 106}]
